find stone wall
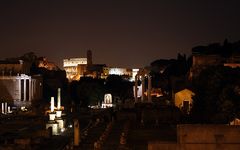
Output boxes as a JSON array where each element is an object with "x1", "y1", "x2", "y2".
[
  {"x1": 0, "y1": 78, "x2": 19, "y2": 101},
  {"x1": 148, "y1": 124, "x2": 240, "y2": 150},
  {"x1": 0, "y1": 75, "x2": 42, "y2": 107},
  {"x1": 177, "y1": 124, "x2": 240, "y2": 144}
]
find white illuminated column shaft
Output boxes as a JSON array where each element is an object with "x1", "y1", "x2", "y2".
[
  {"x1": 141, "y1": 75, "x2": 145, "y2": 101},
  {"x1": 24, "y1": 79, "x2": 26, "y2": 101},
  {"x1": 7, "y1": 106, "x2": 10, "y2": 113},
  {"x1": 57, "y1": 88, "x2": 61, "y2": 110},
  {"x1": 50, "y1": 97, "x2": 54, "y2": 112},
  {"x1": 134, "y1": 75, "x2": 138, "y2": 103},
  {"x1": 1, "y1": 103, "x2": 4, "y2": 114},
  {"x1": 5, "y1": 102, "x2": 7, "y2": 114},
  {"x1": 148, "y1": 75, "x2": 152, "y2": 102}
]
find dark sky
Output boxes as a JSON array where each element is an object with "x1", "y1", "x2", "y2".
[{"x1": 1, "y1": 0, "x2": 240, "y2": 68}]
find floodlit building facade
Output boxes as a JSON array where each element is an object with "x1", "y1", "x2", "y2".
[
  {"x1": 63, "y1": 50, "x2": 139, "y2": 81},
  {"x1": 174, "y1": 89, "x2": 195, "y2": 114},
  {"x1": 103, "y1": 67, "x2": 139, "y2": 81},
  {"x1": 101, "y1": 94, "x2": 113, "y2": 108},
  {"x1": 0, "y1": 59, "x2": 42, "y2": 108},
  {"x1": 63, "y1": 50, "x2": 92, "y2": 81},
  {"x1": 0, "y1": 74, "x2": 43, "y2": 108},
  {"x1": 190, "y1": 41, "x2": 240, "y2": 79},
  {"x1": 63, "y1": 58, "x2": 88, "y2": 80},
  {"x1": 37, "y1": 57, "x2": 59, "y2": 70}
]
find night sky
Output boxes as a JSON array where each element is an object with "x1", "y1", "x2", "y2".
[{"x1": 1, "y1": 0, "x2": 240, "y2": 69}]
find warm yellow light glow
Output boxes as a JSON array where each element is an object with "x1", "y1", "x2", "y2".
[{"x1": 63, "y1": 58, "x2": 87, "y2": 67}]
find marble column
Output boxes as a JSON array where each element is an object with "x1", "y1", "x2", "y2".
[
  {"x1": 29, "y1": 79, "x2": 32, "y2": 101},
  {"x1": 31, "y1": 80, "x2": 34, "y2": 100},
  {"x1": 33, "y1": 80, "x2": 36, "y2": 98},
  {"x1": 134, "y1": 75, "x2": 138, "y2": 103},
  {"x1": 148, "y1": 75, "x2": 152, "y2": 102},
  {"x1": 23, "y1": 79, "x2": 26, "y2": 101},
  {"x1": 51, "y1": 97, "x2": 55, "y2": 112},
  {"x1": 141, "y1": 75, "x2": 145, "y2": 102},
  {"x1": 19, "y1": 78, "x2": 21, "y2": 101},
  {"x1": 5, "y1": 102, "x2": 7, "y2": 114},
  {"x1": 57, "y1": 88, "x2": 61, "y2": 110},
  {"x1": 32, "y1": 80, "x2": 34, "y2": 95},
  {"x1": 7, "y1": 106, "x2": 10, "y2": 113},
  {"x1": 1, "y1": 103, "x2": 4, "y2": 114}
]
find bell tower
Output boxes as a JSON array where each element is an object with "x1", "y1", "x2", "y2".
[{"x1": 87, "y1": 50, "x2": 92, "y2": 66}]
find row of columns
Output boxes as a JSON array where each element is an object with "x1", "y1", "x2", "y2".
[
  {"x1": 17, "y1": 75, "x2": 37, "y2": 102},
  {"x1": 1, "y1": 102, "x2": 11, "y2": 114},
  {"x1": 134, "y1": 69, "x2": 152, "y2": 103}
]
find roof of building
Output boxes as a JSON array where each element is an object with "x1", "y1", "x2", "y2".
[
  {"x1": 192, "y1": 40, "x2": 240, "y2": 56},
  {"x1": 0, "y1": 60, "x2": 22, "y2": 64}
]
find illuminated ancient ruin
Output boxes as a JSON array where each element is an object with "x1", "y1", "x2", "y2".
[
  {"x1": 134, "y1": 68, "x2": 152, "y2": 103},
  {"x1": 46, "y1": 88, "x2": 65, "y2": 135},
  {"x1": 0, "y1": 74, "x2": 42, "y2": 108},
  {"x1": 101, "y1": 94, "x2": 113, "y2": 108}
]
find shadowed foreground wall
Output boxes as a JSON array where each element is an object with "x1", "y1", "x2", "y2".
[{"x1": 148, "y1": 124, "x2": 240, "y2": 150}]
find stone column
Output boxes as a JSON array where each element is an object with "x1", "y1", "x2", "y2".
[
  {"x1": 50, "y1": 97, "x2": 55, "y2": 112},
  {"x1": 5, "y1": 102, "x2": 7, "y2": 114},
  {"x1": 1, "y1": 103, "x2": 4, "y2": 114},
  {"x1": 29, "y1": 79, "x2": 32, "y2": 101},
  {"x1": 7, "y1": 106, "x2": 10, "y2": 113},
  {"x1": 31, "y1": 80, "x2": 34, "y2": 100},
  {"x1": 33, "y1": 80, "x2": 36, "y2": 98},
  {"x1": 19, "y1": 77, "x2": 21, "y2": 101},
  {"x1": 57, "y1": 88, "x2": 61, "y2": 110},
  {"x1": 23, "y1": 79, "x2": 26, "y2": 101},
  {"x1": 148, "y1": 75, "x2": 152, "y2": 102},
  {"x1": 56, "y1": 88, "x2": 62, "y2": 118},
  {"x1": 32, "y1": 80, "x2": 35, "y2": 95},
  {"x1": 141, "y1": 75, "x2": 145, "y2": 102},
  {"x1": 74, "y1": 119, "x2": 80, "y2": 146},
  {"x1": 134, "y1": 75, "x2": 138, "y2": 103}
]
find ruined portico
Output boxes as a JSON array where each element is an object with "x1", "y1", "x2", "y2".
[
  {"x1": 134, "y1": 68, "x2": 152, "y2": 103},
  {"x1": 46, "y1": 88, "x2": 65, "y2": 135},
  {"x1": 0, "y1": 74, "x2": 42, "y2": 108}
]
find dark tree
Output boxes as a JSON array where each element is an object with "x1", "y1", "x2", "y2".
[
  {"x1": 191, "y1": 66, "x2": 240, "y2": 123},
  {"x1": 70, "y1": 77, "x2": 105, "y2": 107},
  {"x1": 105, "y1": 75, "x2": 134, "y2": 103},
  {"x1": 150, "y1": 54, "x2": 190, "y2": 96}
]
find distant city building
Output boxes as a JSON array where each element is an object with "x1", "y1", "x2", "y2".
[
  {"x1": 109, "y1": 68, "x2": 131, "y2": 76},
  {"x1": 37, "y1": 57, "x2": 59, "y2": 70},
  {"x1": 63, "y1": 58, "x2": 88, "y2": 80},
  {"x1": 86, "y1": 64, "x2": 106, "y2": 79},
  {"x1": 63, "y1": 50, "x2": 91, "y2": 81},
  {"x1": 63, "y1": 50, "x2": 138, "y2": 81},
  {"x1": 174, "y1": 88, "x2": 194, "y2": 114},
  {"x1": 87, "y1": 50, "x2": 93, "y2": 66},
  {"x1": 0, "y1": 59, "x2": 31, "y2": 75},
  {"x1": 190, "y1": 40, "x2": 240, "y2": 78},
  {"x1": 103, "y1": 67, "x2": 139, "y2": 81}
]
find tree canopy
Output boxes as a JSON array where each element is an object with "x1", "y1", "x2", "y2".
[
  {"x1": 105, "y1": 75, "x2": 134, "y2": 102},
  {"x1": 191, "y1": 66, "x2": 240, "y2": 123},
  {"x1": 69, "y1": 75, "x2": 134, "y2": 107},
  {"x1": 70, "y1": 77, "x2": 105, "y2": 107}
]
